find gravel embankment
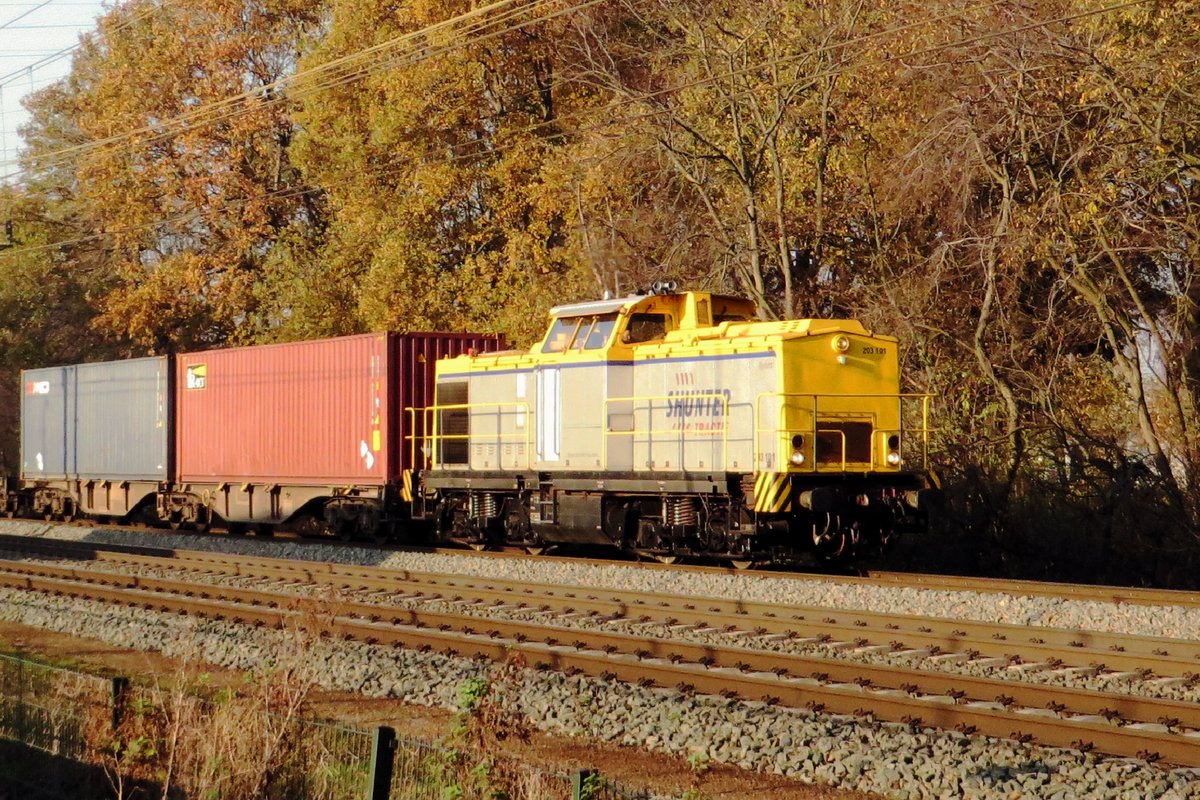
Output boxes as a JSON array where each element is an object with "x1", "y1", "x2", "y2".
[
  {"x1": 4, "y1": 520, "x2": 1200, "y2": 640},
  {"x1": 1, "y1": 586, "x2": 1199, "y2": 799},
  {"x1": 3, "y1": 522, "x2": 1200, "y2": 797},
  {"x1": 25, "y1": 552, "x2": 1200, "y2": 707}
]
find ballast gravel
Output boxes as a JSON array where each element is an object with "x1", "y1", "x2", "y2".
[
  {"x1": 21, "y1": 555, "x2": 1200, "y2": 707},
  {"x1": 3, "y1": 521, "x2": 1200, "y2": 798},
  {"x1": 0, "y1": 585, "x2": 1198, "y2": 800},
  {"x1": 6, "y1": 520, "x2": 1200, "y2": 641}
]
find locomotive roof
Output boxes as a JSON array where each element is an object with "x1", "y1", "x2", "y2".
[
  {"x1": 547, "y1": 296, "x2": 637, "y2": 317},
  {"x1": 548, "y1": 291, "x2": 752, "y2": 319}
]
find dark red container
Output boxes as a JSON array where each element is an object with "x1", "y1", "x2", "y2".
[{"x1": 175, "y1": 332, "x2": 502, "y2": 485}]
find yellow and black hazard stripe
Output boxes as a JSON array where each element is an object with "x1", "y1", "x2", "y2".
[
  {"x1": 401, "y1": 469, "x2": 415, "y2": 503},
  {"x1": 751, "y1": 471, "x2": 793, "y2": 514}
]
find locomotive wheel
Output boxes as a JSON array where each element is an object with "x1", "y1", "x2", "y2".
[
  {"x1": 370, "y1": 522, "x2": 391, "y2": 545},
  {"x1": 654, "y1": 554, "x2": 679, "y2": 565},
  {"x1": 812, "y1": 513, "x2": 853, "y2": 560},
  {"x1": 730, "y1": 560, "x2": 755, "y2": 571}
]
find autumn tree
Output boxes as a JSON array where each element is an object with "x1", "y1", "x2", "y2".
[
  {"x1": 562, "y1": 0, "x2": 896, "y2": 318},
  {"x1": 291, "y1": 0, "x2": 607, "y2": 345},
  {"x1": 21, "y1": 0, "x2": 326, "y2": 351}
]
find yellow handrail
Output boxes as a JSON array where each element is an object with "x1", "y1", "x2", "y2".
[
  {"x1": 753, "y1": 392, "x2": 932, "y2": 472},
  {"x1": 601, "y1": 392, "x2": 732, "y2": 471},
  {"x1": 406, "y1": 401, "x2": 532, "y2": 470}
]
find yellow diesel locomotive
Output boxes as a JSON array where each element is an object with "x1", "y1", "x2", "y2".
[{"x1": 414, "y1": 287, "x2": 935, "y2": 563}]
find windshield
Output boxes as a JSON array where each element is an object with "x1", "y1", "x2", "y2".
[{"x1": 541, "y1": 313, "x2": 619, "y2": 353}]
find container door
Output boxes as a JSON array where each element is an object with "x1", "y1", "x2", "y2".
[
  {"x1": 20, "y1": 366, "x2": 72, "y2": 479},
  {"x1": 536, "y1": 367, "x2": 561, "y2": 463}
]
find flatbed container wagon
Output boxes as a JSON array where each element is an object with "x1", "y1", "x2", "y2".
[
  {"x1": 163, "y1": 332, "x2": 502, "y2": 534},
  {"x1": 14, "y1": 356, "x2": 171, "y2": 519}
]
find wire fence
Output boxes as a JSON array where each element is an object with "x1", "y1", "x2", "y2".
[
  {"x1": 387, "y1": 733, "x2": 650, "y2": 800},
  {"x1": 0, "y1": 653, "x2": 656, "y2": 800},
  {"x1": 0, "y1": 652, "x2": 108, "y2": 760},
  {"x1": 290, "y1": 716, "x2": 375, "y2": 800}
]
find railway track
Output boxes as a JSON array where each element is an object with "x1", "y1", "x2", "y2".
[
  {"x1": 7, "y1": 536, "x2": 1199, "y2": 676},
  {"x1": 2, "y1": 534, "x2": 1200, "y2": 766},
  {"x1": 4, "y1": 524, "x2": 1200, "y2": 611}
]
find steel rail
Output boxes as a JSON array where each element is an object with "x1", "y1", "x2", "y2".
[
  {"x1": 2, "y1": 563, "x2": 1200, "y2": 765},
  {"x1": 3, "y1": 558, "x2": 1198, "y2": 730},
  {"x1": 80, "y1": 548, "x2": 1200, "y2": 677},
  {"x1": 859, "y1": 571, "x2": 1200, "y2": 608},
  {"x1": 5, "y1": 534, "x2": 1200, "y2": 676},
  {"x1": 3, "y1": 526, "x2": 1199, "y2": 609}
]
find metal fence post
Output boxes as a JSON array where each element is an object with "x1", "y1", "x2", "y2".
[
  {"x1": 366, "y1": 725, "x2": 396, "y2": 800},
  {"x1": 110, "y1": 676, "x2": 129, "y2": 731},
  {"x1": 572, "y1": 768, "x2": 598, "y2": 800}
]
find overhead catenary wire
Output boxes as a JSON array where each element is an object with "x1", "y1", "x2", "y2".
[
  {"x1": 9, "y1": 0, "x2": 1017, "y2": 184},
  {"x1": 0, "y1": 0, "x2": 1156, "y2": 260},
  {"x1": 8, "y1": 0, "x2": 565, "y2": 179},
  {"x1": 0, "y1": 0, "x2": 162, "y2": 88},
  {"x1": 0, "y1": 0, "x2": 174, "y2": 168},
  {"x1": 70, "y1": 0, "x2": 588, "y2": 168}
]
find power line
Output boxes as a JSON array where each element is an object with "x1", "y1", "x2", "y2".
[
  {"x1": 0, "y1": 0, "x2": 161, "y2": 88},
  {"x1": 9, "y1": 0, "x2": 559, "y2": 179},
  {"x1": 0, "y1": 0, "x2": 1153, "y2": 261},
  {"x1": 0, "y1": 23, "x2": 98, "y2": 28},
  {"x1": 0, "y1": 0, "x2": 56, "y2": 29}
]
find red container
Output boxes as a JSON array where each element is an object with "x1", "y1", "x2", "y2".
[{"x1": 175, "y1": 332, "x2": 502, "y2": 485}]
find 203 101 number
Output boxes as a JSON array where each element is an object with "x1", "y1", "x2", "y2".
[{"x1": 861, "y1": 346, "x2": 886, "y2": 355}]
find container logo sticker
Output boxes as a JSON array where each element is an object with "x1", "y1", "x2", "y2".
[
  {"x1": 359, "y1": 440, "x2": 375, "y2": 470},
  {"x1": 26, "y1": 380, "x2": 50, "y2": 395},
  {"x1": 186, "y1": 364, "x2": 207, "y2": 390}
]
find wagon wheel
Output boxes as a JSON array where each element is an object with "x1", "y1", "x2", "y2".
[
  {"x1": 370, "y1": 521, "x2": 392, "y2": 545},
  {"x1": 335, "y1": 519, "x2": 357, "y2": 542},
  {"x1": 730, "y1": 560, "x2": 755, "y2": 571},
  {"x1": 61, "y1": 503, "x2": 75, "y2": 524}
]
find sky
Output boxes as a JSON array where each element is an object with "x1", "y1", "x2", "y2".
[{"x1": 0, "y1": 0, "x2": 106, "y2": 173}]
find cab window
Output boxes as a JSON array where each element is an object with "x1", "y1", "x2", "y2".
[
  {"x1": 542, "y1": 314, "x2": 619, "y2": 353},
  {"x1": 580, "y1": 314, "x2": 618, "y2": 350},
  {"x1": 622, "y1": 313, "x2": 668, "y2": 344},
  {"x1": 542, "y1": 317, "x2": 581, "y2": 353}
]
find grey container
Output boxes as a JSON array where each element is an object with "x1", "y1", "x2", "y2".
[{"x1": 21, "y1": 356, "x2": 172, "y2": 482}]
